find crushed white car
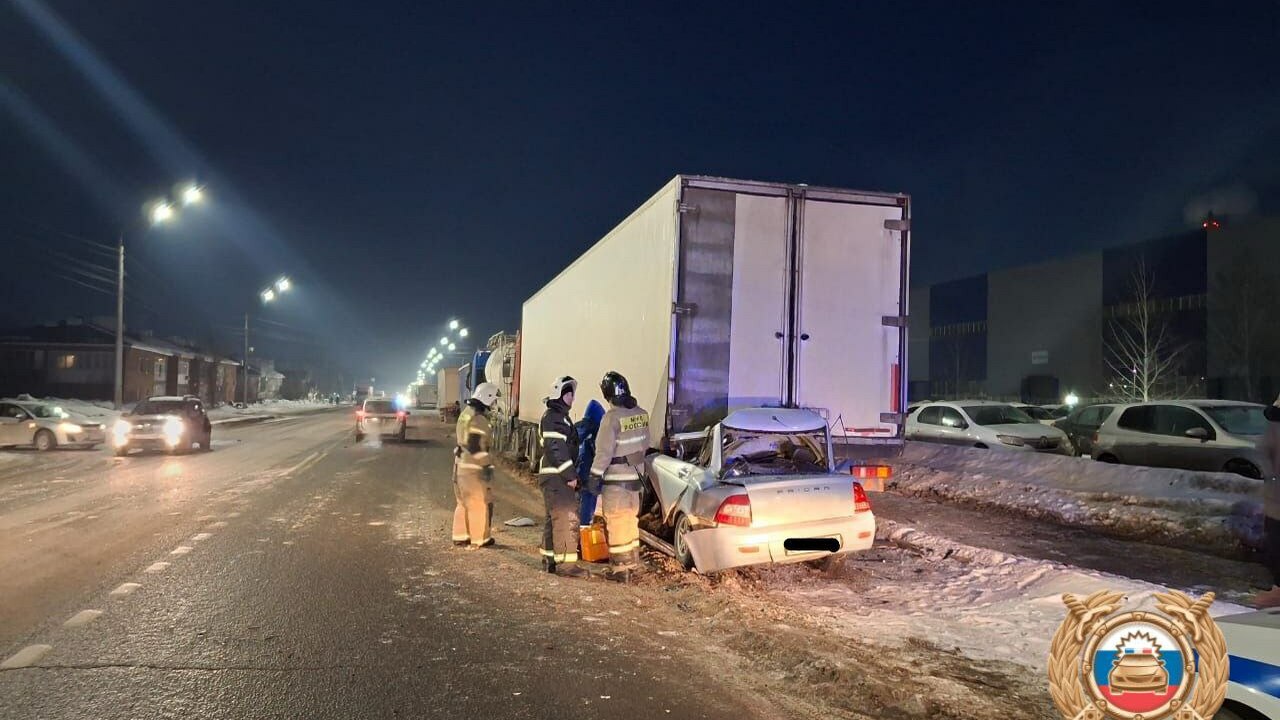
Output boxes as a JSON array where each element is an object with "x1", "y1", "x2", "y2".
[{"x1": 643, "y1": 408, "x2": 876, "y2": 573}]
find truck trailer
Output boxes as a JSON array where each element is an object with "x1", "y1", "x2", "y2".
[{"x1": 497, "y1": 174, "x2": 910, "y2": 466}]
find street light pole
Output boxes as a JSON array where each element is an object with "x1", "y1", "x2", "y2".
[
  {"x1": 114, "y1": 232, "x2": 125, "y2": 409},
  {"x1": 242, "y1": 312, "x2": 250, "y2": 405}
]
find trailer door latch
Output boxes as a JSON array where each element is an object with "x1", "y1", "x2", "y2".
[
  {"x1": 884, "y1": 218, "x2": 910, "y2": 232},
  {"x1": 672, "y1": 302, "x2": 697, "y2": 316},
  {"x1": 881, "y1": 315, "x2": 908, "y2": 328},
  {"x1": 678, "y1": 203, "x2": 699, "y2": 214},
  {"x1": 880, "y1": 412, "x2": 905, "y2": 424}
]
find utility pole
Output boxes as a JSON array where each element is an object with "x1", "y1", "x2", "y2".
[
  {"x1": 114, "y1": 232, "x2": 125, "y2": 409},
  {"x1": 242, "y1": 312, "x2": 250, "y2": 405}
]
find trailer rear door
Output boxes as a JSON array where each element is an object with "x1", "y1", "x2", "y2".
[
  {"x1": 671, "y1": 188, "x2": 789, "y2": 433},
  {"x1": 793, "y1": 198, "x2": 906, "y2": 439}
]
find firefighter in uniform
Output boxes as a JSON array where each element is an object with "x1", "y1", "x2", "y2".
[
  {"x1": 452, "y1": 382, "x2": 500, "y2": 548},
  {"x1": 589, "y1": 371, "x2": 650, "y2": 580},
  {"x1": 538, "y1": 376, "x2": 590, "y2": 578}
]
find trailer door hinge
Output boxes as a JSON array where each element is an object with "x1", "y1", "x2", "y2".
[
  {"x1": 884, "y1": 218, "x2": 910, "y2": 232},
  {"x1": 678, "y1": 203, "x2": 698, "y2": 214},
  {"x1": 672, "y1": 302, "x2": 697, "y2": 316},
  {"x1": 880, "y1": 412, "x2": 906, "y2": 424},
  {"x1": 881, "y1": 315, "x2": 908, "y2": 328}
]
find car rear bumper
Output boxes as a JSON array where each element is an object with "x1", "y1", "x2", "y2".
[
  {"x1": 683, "y1": 513, "x2": 876, "y2": 573},
  {"x1": 358, "y1": 419, "x2": 403, "y2": 436}
]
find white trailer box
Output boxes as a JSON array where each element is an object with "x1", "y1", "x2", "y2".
[
  {"x1": 437, "y1": 367, "x2": 461, "y2": 409},
  {"x1": 516, "y1": 175, "x2": 909, "y2": 454}
]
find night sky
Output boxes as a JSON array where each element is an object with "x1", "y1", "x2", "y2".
[{"x1": 3, "y1": 1, "x2": 1279, "y2": 389}]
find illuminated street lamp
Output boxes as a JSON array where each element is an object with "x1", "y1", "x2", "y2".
[
  {"x1": 275, "y1": 276, "x2": 291, "y2": 292},
  {"x1": 242, "y1": 274, "x2": 293, "y2": 404},
  {"x1": 149, "y1": 201, "x2": 174, "y2": 225},
  {"x1": 440, "y1": 337, "x2": 448, "y2": 345},
  {"x1": 449, "y1": 320, "x2": 459, "y2": 330},
  {"x1": 459, "y1": 328, "x2": 469, "y2": 338},
  {"x1": 261, "y1": 288, "x2": 276, "y2": 303},
  {"x1": 448, "y1": 343, "x2": 456, "y2": 351},
  {"x1": 181, "y1": 184, "x2": 204, "y2": 205}
]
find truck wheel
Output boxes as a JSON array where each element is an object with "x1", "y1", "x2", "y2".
[
  {"x1": 34, "y1": 429, "x2": 56, "y2": 452},
  {"x1": 113, "y1": 447, "x2": 128, "y2": 457},
  {"x1": 355, "y1": 432, "x2": 364, "y2": 442},
  {"x1": 672, "y1": 513, "x2": 695, "y2": 571}
]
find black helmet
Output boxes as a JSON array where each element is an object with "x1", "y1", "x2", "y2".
[{"x1": 600, "y1": 371, "x2": 631, "y2": 403}]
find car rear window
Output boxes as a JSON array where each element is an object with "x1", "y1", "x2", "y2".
[
  {"x1": 133, "y1": 400, "x2": 189, "y2": 415},
  {"x1": 364, "y1": 400, "x2": 395, "y2": 414}
]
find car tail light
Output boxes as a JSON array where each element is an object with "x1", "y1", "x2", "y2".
[
  {"x1": 850, "y1": 465, "x2": 891, "y2": 480},
  {"x1": 853, "y1": 483, "x2": 872, "y2": 513},
  {"x1": 356, "y1": 410, "x2": 365, "y2": 419},
  {"x1": 714, "y1": 494, "x2": 752, "y2": 527},
  {"x1": 396, "y1": 411, "x2": 406, "y2": 419}
]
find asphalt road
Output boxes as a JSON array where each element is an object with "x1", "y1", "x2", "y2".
[{"x1": 0, "y1": 411, "x2": 779, "y2": 719}]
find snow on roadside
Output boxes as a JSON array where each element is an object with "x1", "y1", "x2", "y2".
[
  {"x1": 751, "y1": 520, "x2": 1252, "y2": 677},
  {"x1": 888, "y1": 443, "x2": 1264, "y2": 553},
  {"x1": 207, "y1": 399, "x2": 338, "y2": 421}
]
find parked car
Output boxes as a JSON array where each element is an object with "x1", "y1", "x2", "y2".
[
  {"x1": 1217, "y1": 608, "x2": 1280, "y2": 720},
  {"x1": 1011, "y1": 403, "x2": 1062, "y2": 425},
  {"x1": 112, "y1": 396, "x2": 212, "y2": 456},
  {"x1": 1053, "y1": 403, "x2": 1120, "y2": 457},
  {"x1": 1091, "y1": 400, "x2": 1268, "y2": 478},
  {"x1": 0, "y1": 399, "x2": 106, "y2": 450},
  {"x1": 644, "y1": 408, "x2": 876, "y2": 573},
  {"x1": 355, "y1": 398, "x2": 406, "y2": 442},
  {"x1": 905, "y1": 401, "x2": 1071, "y2": 453}
]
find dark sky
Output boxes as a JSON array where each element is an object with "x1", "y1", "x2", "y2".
[{"x1": 3, "y1": 1, "x2": 1279, "y2": 389}]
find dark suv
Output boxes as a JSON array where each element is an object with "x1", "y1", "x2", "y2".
[
  {"x1": 1053, "y1": 404, "x2": 1119, "y2": 457},
  {"x1": 113, "y1": 396, "x2": 213, "y2": 456}
]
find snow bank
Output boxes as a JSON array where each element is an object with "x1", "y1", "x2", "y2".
[
  {"x1": 770, "y1": 520, "x2": 1252, "y2": 675},
  {"x1": 206, "y1": 398, "x2": 337, "y2": 421},
  {"x1": 889, "y1": 443, "x2": 1264, "y2": 554}
]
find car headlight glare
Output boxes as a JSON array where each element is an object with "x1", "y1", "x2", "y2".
[
  {"x1": 112, "y1": 419, "x2": 130, "y2": 447},
  {"x1": 58, "y1": 422, "x2": 83, "y2": 434},
  {"x1": 163, "y1": 417, "x2": 185, "y2": 445}
]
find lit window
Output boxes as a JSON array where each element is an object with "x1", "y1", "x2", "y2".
[{"x1": 56, "y1": 354, "x2": 77, "y2": 369}]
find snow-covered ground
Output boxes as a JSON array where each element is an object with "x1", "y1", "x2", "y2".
[
  {"x1": 206, "y1": 398, "x2": 339, "y2": 422},
  {"x1": 888, "y1": 442, "x2": 1265, "y2": 553}
]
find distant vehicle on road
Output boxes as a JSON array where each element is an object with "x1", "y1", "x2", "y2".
[
  {"x1": 905, "y1": 401, "x2": 1071, "y2": 453},
  {"x1": 0, "y1": 399, "x2": 106, "y2": 451},
  {"x1": 1053, "y1": 403, "x2": 1120, "y2": 456},
  {"x1": 645, "y1": 408, "x2": 877, "y2": 573},
  {"x1": 1216, "y1": 608, "x2": 1280, "y2": 720},
  {"x1": 1091, "y1": 400, "x2": 1268, "y2": 478},
  {"x1": 355, "y1": 398, "x2": 407, "y2": 442},
  {"x1": 113, "y1": 396, "x2": 212, "y2": 456}
]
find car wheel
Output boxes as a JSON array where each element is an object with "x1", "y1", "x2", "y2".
[
  {"x1": 113, "y1": 447, "x2": 128, "y2": 457},
  {"x1": 1224, "y1": 459, "x2": 1262, "y2": 479},
  {"x1": 672, "y1": 513, "x2": 695, "y2": 571},
  {"x1": 973, "y1": 442, "x2": 988, "y2": 449},
  {"x1": 34, "y1": 429, "x2": 56, "y2": 452}
]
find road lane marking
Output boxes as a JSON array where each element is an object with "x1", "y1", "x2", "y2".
[
  {"x1": 367, "y1": 521, "x2": 387, "y2": 526},
  {"x1": 144, "y1": 562, "x2": 170, "y2": 573},
  {"x1": 206, "y1": 521, "x2": 228, "y2": 530},
  {"x1": 109, "y1": 583, "x2": 141, "y2": 597},
  {"x1": 191, "y1": 533, "x2": 212, "y2": 542},
  {"x1": 1, "y1": 645, "x2": 52, "y2": 669},
  {"x1": 171, "y1": 546, "x2": 193, "y2": 555},
  {"x1": 63, "y1": 610, "x2": 103, "y2": 628}
]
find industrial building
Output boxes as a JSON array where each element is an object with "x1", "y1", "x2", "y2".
[{"x1": 908, "y1": 217, "x2": 1280, "y2": 405}]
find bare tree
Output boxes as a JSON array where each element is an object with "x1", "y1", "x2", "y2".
[{"x1": 1105, "y1": 263, "x2": 1186, "y2": 402}]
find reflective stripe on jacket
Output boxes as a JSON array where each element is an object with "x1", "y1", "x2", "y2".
[
  {"x1": 539, "y1": 399, "x2": 580, "y2": 483},
  {"x1": 455, "y1": 404, "x2": 493, "y2": 470},
  {"x1": 590, "y1": 403, "x2": 650, "y2": 482}
]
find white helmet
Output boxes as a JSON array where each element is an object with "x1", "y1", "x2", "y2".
[
  {"x1": 548, "y1": 375, "x2": 577, "y2": 401},
  {"x1": 471, "y1": 382, "x2": 500, "y2": 408}
]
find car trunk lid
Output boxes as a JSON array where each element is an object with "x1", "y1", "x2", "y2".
[{"x1": 720, "y1": 473, "x2": 854, "y2": 526}]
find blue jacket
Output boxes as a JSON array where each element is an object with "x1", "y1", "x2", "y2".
[{"x1": 574, "y1": 400, "x2": 606, "y2": 486}]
